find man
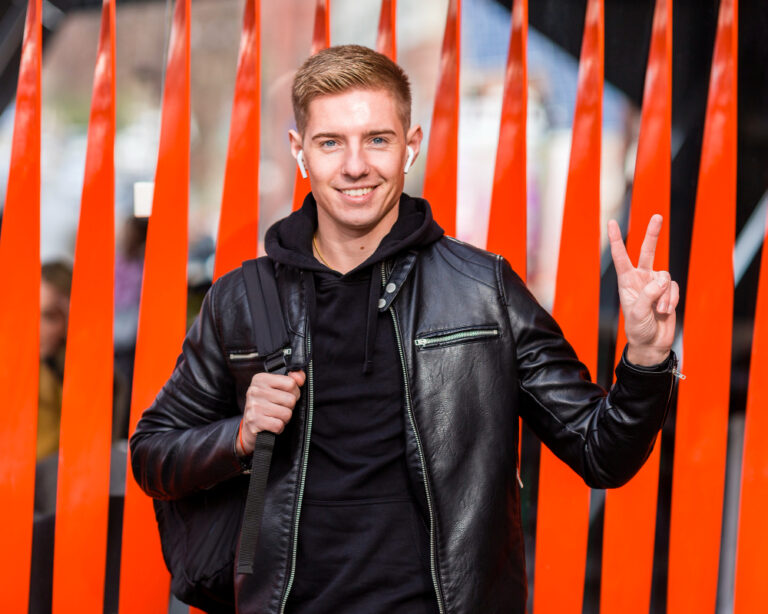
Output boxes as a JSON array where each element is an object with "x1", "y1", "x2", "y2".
[{"x1": 131, "y1": 45, "x2": 679, "y2": 614}]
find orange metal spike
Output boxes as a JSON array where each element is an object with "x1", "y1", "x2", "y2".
[
  {"x1": 487, "y1": 0, "x2": 527, "y2": 281},
  {"x1": 0, "y1": 0, "x2": 41, "y2": 610},
  {"x1": 376, "y1": 0, "x2": 397, "y2": 62},
  {"x1": 600, "y1": 1, "x2": 671, "y2": 612},
  {"x1": 51, "y1": 1, "x2": 116, "y2": 612},
  {"x1": 118, "y1": 1, "x2": 191, "y2": 611},
  {"x1": 292, "y1": 0, "x2": 330, "y2": 212},
  {"x1": 533, "y1": 1, "x2": 603, "y2": 612},
  {"x1": 422, "y1": 0, "x2": 460, "y2": 237},
  {"x1": 733, "y1": 164, "x2": 768, "y2": 614},
  {"x1": 214, "y1": 0, "x2": 261, "y2": 280},
  {"x1": 667, "y1": 0, "x2": 737, "y2": 612}
]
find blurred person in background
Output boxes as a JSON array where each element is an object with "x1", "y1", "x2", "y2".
[
  {"x1": 37, "y1": 257, "x2": 130, "y2": 498},
  {"x1": 29, "y1": 262, "x2": 74, "y2": 614},
  {"x1": 113, "y1": 215, "x2": 148, "y2": 439},
  {"x1": 38, "y1": 260, "x2": 72, "y2": 463}
]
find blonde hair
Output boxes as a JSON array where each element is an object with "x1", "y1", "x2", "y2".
[{"x1": 292, "y1": 45, "x2": 412, "y2": 134}]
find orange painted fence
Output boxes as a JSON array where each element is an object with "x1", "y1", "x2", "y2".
[{"x1": 1, "y1": 0, "x2": 759, "y2": 612}]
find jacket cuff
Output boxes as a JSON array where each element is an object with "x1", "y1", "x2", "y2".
[
  {"x1": 613, "y1": 347, "x2": 680, "y2": 404},
  {"x1": 620, "y1": 345, "x2": 676, "y2": 373},
  {"x1": 233, "y1": 417, "x2": 253, "y2": 474}
]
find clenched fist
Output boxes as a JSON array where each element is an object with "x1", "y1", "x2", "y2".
[{"x1": 237, "y1": 370, "x2": 306, "y2": 456}]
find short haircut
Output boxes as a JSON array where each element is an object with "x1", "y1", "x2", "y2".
[
  {"x1": 292, "y1": 44, "x2": 412, "y2": 134},
  {"x1": 42, "y1": 261, "x2": 73, "y2": 299}
]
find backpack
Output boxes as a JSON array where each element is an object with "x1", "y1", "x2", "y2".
[{"x1": 153, "y1": 257, "x2": 290, "y2": 613}]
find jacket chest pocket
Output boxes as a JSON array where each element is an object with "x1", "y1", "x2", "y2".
[
  {"x1": 414, "y1": 324, "x2": 500, "y2": 350},
  {"x1": 226, "y1": 349, "x2": 266, "y2": 412}
]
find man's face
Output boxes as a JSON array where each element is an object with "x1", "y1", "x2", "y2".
[
  {"x1": 290, "y1": 88, "x2": 422, "y2": 238},
  {"x1": 40, "y1": 281, "x2": 68, "y2": 360}
]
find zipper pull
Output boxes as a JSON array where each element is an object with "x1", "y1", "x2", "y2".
[
  {"x1": 669, "y1": 353, "x2": 686, "y2": 380},
  {"x1": 516, "y1": 467, "x2": 524, "y2": 489}
]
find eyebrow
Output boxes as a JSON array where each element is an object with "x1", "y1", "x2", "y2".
[{"x1": 311, "y1": 129, "x2": 399, "y2": 141}]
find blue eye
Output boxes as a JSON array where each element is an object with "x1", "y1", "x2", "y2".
[
  {"x1": 372, "y1": 137, "x2": 385, "y2": 145},
  {"x1": 322, "y1": 140, "x2": 337, "y2": 148}
]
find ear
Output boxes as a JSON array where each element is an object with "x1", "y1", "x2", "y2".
[
  {"x1": 288, "y1": 129, "x2": 303, "y2": 160},
  {"x1": 405, "y1": 125, "x2": 423, "y2": 168}
]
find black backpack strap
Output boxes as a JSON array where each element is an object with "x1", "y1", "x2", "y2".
[
  {"x1": 237, "y1": 257, "x2": 291, "y2": 575},
  {"x1": 244, "y1": 257, "x2": 291, "y2": 373}
]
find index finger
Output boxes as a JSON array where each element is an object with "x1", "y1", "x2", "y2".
[
  {"x1": 250, "y1": 371, "x2": 302, "y2": 393},
  {"x1": 637, "y1": 214, "x2": 663, "y2": 271},
  {"x1": 608, "y1": 219, "x2": 633, "y2": 275}
]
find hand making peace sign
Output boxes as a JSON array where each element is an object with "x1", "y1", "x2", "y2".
[{"x1": 608, "y1": 214, "x2": 679, "y2": 367}]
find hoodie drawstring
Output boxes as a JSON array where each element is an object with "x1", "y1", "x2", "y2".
[{"x1": 362, "y1": 266, "x2": 381, "y2": 374}]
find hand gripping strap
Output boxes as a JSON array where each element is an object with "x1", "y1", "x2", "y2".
[{"x1": 237, "y1": 257, "x2": 290, "y2": 575}]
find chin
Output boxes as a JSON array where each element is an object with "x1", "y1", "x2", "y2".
[{"x1": 340, "y1": 217, "x2": 380, "y2": 232}]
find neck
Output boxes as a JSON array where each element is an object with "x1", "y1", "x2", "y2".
[{"x1": 314, "y1": 209, "x2": 399, "y2": 274}]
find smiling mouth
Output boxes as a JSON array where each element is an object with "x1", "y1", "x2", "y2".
[{"x1": 339, "y1": 186, "x2": 375, "y2": 197}]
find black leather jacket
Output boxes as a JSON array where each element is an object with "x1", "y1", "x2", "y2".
[{"x1": 131, "y1": 236, "x2": 676, "y2": 614}]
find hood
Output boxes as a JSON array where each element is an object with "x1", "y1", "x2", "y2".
[
  {"x1": 264, "y1": 192, "x2": 444, "y2": 274},
  {"x1": 264, "y1": 192, "x2": 444, "y2": 374}
]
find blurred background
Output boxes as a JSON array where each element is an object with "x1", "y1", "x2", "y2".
[{"x1": 0, "y1": 0, "x2": 766, "y2": 612}]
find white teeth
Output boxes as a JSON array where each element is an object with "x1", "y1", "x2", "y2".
[{"x1": 341, "y1": 187, "x2": 373, "y2": 197}]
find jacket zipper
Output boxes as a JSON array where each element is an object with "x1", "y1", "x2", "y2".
[
  {"x1": 229, "y1": 351, "x2": 259, "y2": 360},
  {"x1": 383, "y1": 267, "x2": 447, "y2": 614},
  {"x1": 279, "y1": 332, "x2": 314, "y2": 613},
  {"x1": 229, "y1": 348, "x2": 292, "y2": 362},
  {"x1": 414, "y1": 328, "x2": 499, "y2": 348}
]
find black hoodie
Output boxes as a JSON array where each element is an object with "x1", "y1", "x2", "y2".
[{"x1": 265, "y1": 194, "x2": 443, "y2": 614}]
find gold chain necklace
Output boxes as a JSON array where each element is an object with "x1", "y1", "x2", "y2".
[{"x1": 312, "y1": 234, "x2": 332, "y2": 269}]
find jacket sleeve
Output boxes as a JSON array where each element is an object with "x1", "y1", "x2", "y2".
[
  {"x1": 498, "y1": 258, "x2": 676, "y2": 488},
  {"x1": 129, "y1": 281, "x2": 245, "y2": 500}
]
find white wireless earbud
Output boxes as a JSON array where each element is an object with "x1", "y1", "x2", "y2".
[
  {"x1": 296, "y1": 150, "x2": 308, "y2": 179},
  {"x1": 403, "y1": 146, "x2": 415, "y2": 174}
]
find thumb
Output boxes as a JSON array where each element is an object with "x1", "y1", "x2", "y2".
[
  {"x1": 634, "y1": 272, "x2": 670, "y2": 315},
  {"x1": 288, "y1": 370, "x2": 306, "y2": 387}
]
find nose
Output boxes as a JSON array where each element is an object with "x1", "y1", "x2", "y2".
[{"x1": 341, "y1": 144, "x2": 369, "y2": 179}]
